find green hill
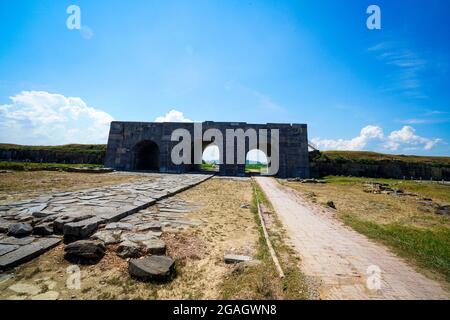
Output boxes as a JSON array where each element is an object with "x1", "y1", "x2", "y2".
[
  {"x1": 311, "y1": 150, "x2": 450, "y2": 167},
  {"x1": 0, "y1": 143, "x2": 106, "y2": 154}
]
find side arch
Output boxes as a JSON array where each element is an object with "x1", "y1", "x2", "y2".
[{"x1": 132, "y1": 140, "x2": 160, "y2": 171}]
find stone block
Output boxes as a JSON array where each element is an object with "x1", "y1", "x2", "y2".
[
  {"x1": 0, "y1": 237, "x2": 61, "y2": 270},
  {"x1": 63, "y1": 217, "x2": 103, "y2": 240},
  {"x1": 128, "y1": 255, "x2": 175, "y2": 281}
]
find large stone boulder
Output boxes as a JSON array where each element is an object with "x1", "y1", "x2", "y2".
[
  {"x1": 128, "y1": 255, "x2": 175, "y2": 282},
  {"x1": 63, "y1": 217, "x2": 103, "y2": 241},
  {"x1": 64, "y1": 240, "x2": 106, "y2": 264},
  {"x1": 8, "y1": 223, "x2": 33, "y2": 238}
]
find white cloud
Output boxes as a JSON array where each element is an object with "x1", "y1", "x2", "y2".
[
  {"x1": 0, "y1": 91, "x2": 113, "y2": 145},
  {"x1": 246, "y1": 149, "x2": 268, "y2": 163},
  {"x1": 154, "y1": 110, "x2": 193, "y2": 123},
  {"x1": 202, "y1": 145, "x2": 220, "y2": 162},
  {"x1": 312, "y1": 125, "x2": 441, "y2": 152},
  {"x1": 312, "y1": 125, "x2": 383, "y2": 151},
  {"x1": 385, "y1": 126, "x2": 441, "y2": 151}
]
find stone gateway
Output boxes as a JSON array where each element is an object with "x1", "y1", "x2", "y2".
[{"x1": 105, "y1": 121, "x2": 310, "y2": 178}]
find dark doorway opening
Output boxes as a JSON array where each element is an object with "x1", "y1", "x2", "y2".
[{"x1": 133, "y1": 140, "x2": 160, "y2": 171}]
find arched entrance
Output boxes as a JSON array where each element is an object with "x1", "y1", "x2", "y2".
[
  {"x1": 201, "y1": 144, "x2": 220, "y2": 172},
  {"x1": 245, "y1": 148, "x2": 269, "y2": 175},
  {"x1": 133, "y1": 140, "x2": 160, "y2": 171}
]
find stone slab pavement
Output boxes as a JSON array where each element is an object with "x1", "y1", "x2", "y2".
[
  {"x1": 0, "y1": 173, "x2": 212, "y2": 270},
  {"x1": 255, "y1": 177, "x2": 449, "y2": 300}
]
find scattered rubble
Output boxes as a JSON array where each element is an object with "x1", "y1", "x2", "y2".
[
  {"x1": 326, "y1": 201, "x2": 336, "y2": 210},
  {"x1": 363, "y1": 182, "x2": 449, "y2": 216},
  {"x1": 224, "y1": 254, "x2": 252, "y2": 264},
  {"x1": 419, "y1": 202, "x2": 450, "y2": 216},
  {"x1": 363, "y1": 182, "x2": 395, "y2": 194},
  {"x1": 435, "y1": 205, "x2": 450, "y2": 216},
  {"x1": 362, "y1": 182, "x2": 417, "y2": 197},
  {"x1": 128, "y1": 255, "x2": 175, "y2": 282},
  {"x1": 287, "y1": 178, "x2": 326, "y2": 184},
  {"x1": 116, "y1": 240, "x2": 141, "y2": 258},
  {"x1": 64, "y1": 240, "x2": 106, "y2": 264}
]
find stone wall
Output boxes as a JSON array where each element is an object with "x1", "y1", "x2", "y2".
[
  {"x1": 0, "y1": 148, "x2": 104, "y2": 165},
  {"x1": 104, "y1": 121, "x2": 310, "y2": 178},
  {"x1": 310, "y1": 159, "x2": 450, "y2": 180}
]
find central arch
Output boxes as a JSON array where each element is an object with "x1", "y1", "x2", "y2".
[
  {"x1": 201, "y1": 143, "x2": 220, "y2": 172},
  {"x1": 133, "y1": 140, "x2": 160, "y2": 171}
]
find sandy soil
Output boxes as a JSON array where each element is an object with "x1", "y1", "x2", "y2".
[
  {"x1": 0, "y1": 177, "x2": 257, "y2": 300},
  {"x1": 0, "y1": 171, "x2": 153, "y2": 204}
]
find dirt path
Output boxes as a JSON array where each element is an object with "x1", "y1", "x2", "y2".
[{"x1": 255, "y1": 177, "x2": 449, "y2": 300}]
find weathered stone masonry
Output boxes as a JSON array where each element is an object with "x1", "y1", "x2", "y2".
[{"x1": 104, "y1": 121, "x2": 310, "y2": 178}]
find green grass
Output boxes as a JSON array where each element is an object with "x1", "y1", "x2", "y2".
[
  {"x1": 0, "y1": 161, "x2": 103, "y2": 171},
  {"x1": 245, "y1": 163, "x2": 268, "y2": 173},
  {"x1": 341, "y1": 213, "x2": 450, "y2": 282},
  {"x1": 0, "y1": 143, "x2": 106, "y2": 154},
  {"x1": 323, "y1": 175, "x2": 450, "y2": 203},
  {"x1": 200, "y1": 162, "x2": 215, "y2": 171},
  {"x1": 320, "y1": 150, "x2": 450, "y2": 166}
]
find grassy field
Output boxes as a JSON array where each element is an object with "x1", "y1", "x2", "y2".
[
  {"x1": 0, "y1": 161, "x2": 103, "y2": 171},
  {"x1": 285, "y1": 176, "x2": 450, "y2": 282},
  {"x1": 200, "y1": 162, "x2": 216, "y2": 171},
  {"x1": 245, "y1": 163, "x2": 268, "y2": 173},
  {"x1": 0, "y1": 143, "x2": 106, "y2": 154},
  {"x1": 324, "y1": 176, "x2": 450, "y2": 203}
]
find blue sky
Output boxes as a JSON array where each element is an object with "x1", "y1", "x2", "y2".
[{"x1": 0, "y1": 0, "x2": 449, "y2": 156}]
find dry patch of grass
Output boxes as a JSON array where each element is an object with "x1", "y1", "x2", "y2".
[
  {"x1": 219, "y1": 181, "x2": 310, "y2": 300},
  {"x1": 283, "y1": 176, "x2": 450, "y2": 282},
  {"x1": 0, "y1": 171, "x2": 149, "y2": 203}
]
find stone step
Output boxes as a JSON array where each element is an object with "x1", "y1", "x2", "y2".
[{"x1": 0, "y1": 237, "x2": 61, "y2": 270}]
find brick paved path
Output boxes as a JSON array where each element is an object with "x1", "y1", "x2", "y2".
[{"x1": 256, "y1": 177, "x2": 449, "y2": 300}]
